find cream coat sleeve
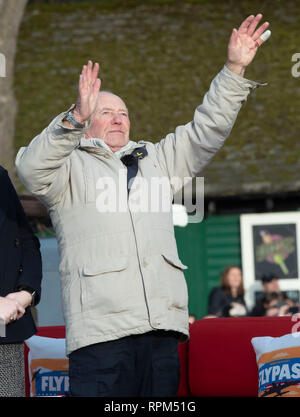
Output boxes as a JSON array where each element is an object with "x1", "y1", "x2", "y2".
[
  {"x1": 154, "y1": 65, "x2": 265, "y2": 194},
  {"x1": 15, "y1": 108, "x2": 90, "y2": 207}
]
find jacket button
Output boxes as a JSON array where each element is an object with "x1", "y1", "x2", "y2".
[{"x1": 14, "y1": 238, "x2": 20, "y2": 247}]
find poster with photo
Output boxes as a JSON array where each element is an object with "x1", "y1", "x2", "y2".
[
  {"x1": 240, "y1": 212, "x2": 300, "y2": 309},
  {"x1": 253, "y1": 223, "x2": 298, "y2": 280}
]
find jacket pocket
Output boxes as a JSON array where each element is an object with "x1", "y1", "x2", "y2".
[
  {"x1": 161, "y1": 253, "x2": 188, "y2": 270},
  {"x1": 82, "y1": 256, "x2": 129, "y2": 276},
  {"x1": 81, "y1": 257, "x2": 131, "y2": 315},
  {"x1": 61, "y1": 272, "x2": 83, "y2": 316},
  {"x1": 161, "y1": 252, "x2": 188, "y2": 311}
]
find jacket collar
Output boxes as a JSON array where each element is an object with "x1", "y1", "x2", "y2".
[{"x1": 77, "y1": 137, "x2": 146, "y2": 159}]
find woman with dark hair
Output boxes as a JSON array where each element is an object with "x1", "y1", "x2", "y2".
[
  {"x1": 208, "y1": 266, "x2": 247, "y2": 317},
  {"x1": 0, "y1": 166, "x2": 42, "y2": 396}
]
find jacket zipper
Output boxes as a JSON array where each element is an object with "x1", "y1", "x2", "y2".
[
  {"x1": 127, "y1": 207, "x2": 155, "y2": 330},
  {"x1": 116, "y1": 158, "x2": 155, "y2": 330}
]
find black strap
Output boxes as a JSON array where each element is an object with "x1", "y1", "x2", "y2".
[{"x1": 120, "y1": 145, "x2": 148, "y2": 194}]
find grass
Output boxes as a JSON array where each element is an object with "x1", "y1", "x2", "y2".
[{"x1": 14, "y1": 0, "x2": 300, "y2": 195}]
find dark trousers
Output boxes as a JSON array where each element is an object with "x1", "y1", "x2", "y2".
[{"x1": 69, "y1": 330, "x2": 180, "y2": 397}]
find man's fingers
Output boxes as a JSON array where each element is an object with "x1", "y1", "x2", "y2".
[
  {"x1": 92, "y1": 78, "x2": 101, "y2": 95},
  {"x1": 91, "y1": 62, "x2": 100, "y2": 80},
  {"x1": 254, "y1": 30, "x2": 271, "y2": 48},
  {"x1": 252, "y1": 22, "x2": 270, "y2": 41},
  {"x1": 246, "y1": 13, "x2": 263, "y2": 36},
  {"x1": 82, "y1": 64, "x2": 87, "y2": 77},
  {"x1": 81, "y1": 61, "x2": 99, "y2": 86},
  {"x1": 235, "y1": 14, "x2": 270, "y2": 50},
  {"x1": 238, "y1": 15, "x2": 255, "y2": 34},
  {"x1": 86, "y1": 60, "x2": 93, "y2": 78},
  {"x1": 228, "y1": 28, "x2": 239, "y2": 50},
  {"x1": 260, "y1": 29, "x2": 271, "y2": 42},
  {"x1": 79, "y1": 65, "x2": 87, "y2": 85},
  {"x1": 79, "y1": 64, "x2": 90, "y2": 90},
  {"x1": 230, "y1": 28, "x2": 239, "y2": 42}
]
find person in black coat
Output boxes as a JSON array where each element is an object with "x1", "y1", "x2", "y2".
[
  {"x1": 0, "y1": 166, "x2": 42, "y2": 396},
  {"x1": 208, "y1": 265, "x2": 247, "y2": 317}
]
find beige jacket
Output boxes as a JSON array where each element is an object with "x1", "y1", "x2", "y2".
[{"x1": 16, "y1": 66, "x2": 262, "y2": 355}]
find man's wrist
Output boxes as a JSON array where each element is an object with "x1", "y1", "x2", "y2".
[
  {"x1": 225, "y1": 61, "x2": 246, "y2": 78},
  {"x1": 62, "y1": 108, "x2": 85, "y2": 129},
  {"x1": 72, "y1": 107, "x2": 86, "y2": 125}
]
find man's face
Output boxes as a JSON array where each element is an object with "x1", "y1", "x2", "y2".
[
  {"x1": 263, "y1": 278, "x2": 280, "y2": 293},
  {"x1": 86, "y1": 92, "x2": 131, "y2": 151}
]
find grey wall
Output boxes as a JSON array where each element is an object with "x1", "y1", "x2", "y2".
[{"x1": 35, "y1": 238, "x2": 64, "y2": 327}]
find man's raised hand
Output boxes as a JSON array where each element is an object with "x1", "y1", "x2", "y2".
[
  {"x1": 226, "y1": 14, "x2": 270, "y2": 76},
  {"x1": 73, "y1": 60, "x2": 101, "y2": 124}
]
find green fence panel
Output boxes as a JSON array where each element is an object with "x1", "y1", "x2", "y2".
[{"x1": 175, "y1": 214, "x2": 241, "y2": 319}]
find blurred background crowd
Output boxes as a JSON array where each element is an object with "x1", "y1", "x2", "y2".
[{"x1": 188, "y1": 266, "x2": 300, "y2": 323}]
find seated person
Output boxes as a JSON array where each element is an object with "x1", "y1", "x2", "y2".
[
  {"x1": 251, "y1": 273, "x2": 283, "y2": 316},
  {"x1": 208, "y1": 266, "x2": 247, "y2": 317}
]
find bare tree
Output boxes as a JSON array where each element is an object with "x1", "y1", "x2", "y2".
[{"x1": 0, "y1": 0, "x2": 27, "y2": 181}]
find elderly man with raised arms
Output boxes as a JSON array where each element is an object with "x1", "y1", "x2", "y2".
[{"x1": 16, "y1": 14, "x2": 270, "y2": 397}]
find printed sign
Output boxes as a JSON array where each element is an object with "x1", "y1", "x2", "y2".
[
  {"x1": 258, "y1": 346, "x2": 300, "y2": 397},
  {"x1": 25, "y1": 335, "x2": 70, "y2": 397},
  {"x1": 240, "y1": 212, "x2": 300, "y2": 309},
  {"x1": 30, "y1": 358, "x2": 69, "y2": 396},
  {"x1": 253, "y1": 223, "x2": 298, "y2": 280}
]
